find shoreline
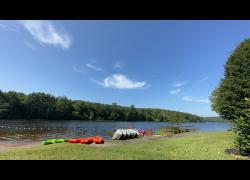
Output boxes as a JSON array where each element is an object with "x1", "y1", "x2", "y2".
[
  {"x1": 0, "y1": 132, "x2": 237, "y2": 160},
  {"x1": 0, "y1": 141, "x2": 41, "y2": 152},
  {"x1": 0, "y1": 132, "x2": 197, "y2": 151}
]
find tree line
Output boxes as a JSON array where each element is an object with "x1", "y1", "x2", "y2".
[{"x1": 0, "y1": 90, "x2": 201, "y2": 122}]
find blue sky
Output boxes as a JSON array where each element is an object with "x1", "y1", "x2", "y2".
[{"x1": 0, "y1": 20, "x2": 250, "y2": 117}]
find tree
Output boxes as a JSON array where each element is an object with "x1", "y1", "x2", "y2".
[
  {"x1": 89, "y1": 111, "x2": 95, "y2": 120},
  {"x1": 210, "y1": 39, "x2": 250, "y2": 155},
  {"x1": 25, "y1": 93, "x2": 56, "y2": 119},
  {"x1": 72, "y1": 101, "x2": 89, "y2": 120},
  {"x1": 126, "y1": 105, "x2": 138, "y2": 121},
  {"x1": 55, "y1": 97, "x2": 74, "y2": 120},
  {"x1": 210, "y1": 39, "x2": 250, "y2": 120},
  {"x1": 0, "y1": 90, "x2": 9, "y2": 119},
  {"x1": 4, "y1": 91, "x2": 26, "y2": 119}
]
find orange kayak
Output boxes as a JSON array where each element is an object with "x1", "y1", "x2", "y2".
[{"x1": 93, "y1": 136, "x2": 104, "y2": 144}]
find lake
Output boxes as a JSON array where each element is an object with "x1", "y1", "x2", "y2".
[{"x1": 0, "y1": 120, "x2": 232, "y2": 142}]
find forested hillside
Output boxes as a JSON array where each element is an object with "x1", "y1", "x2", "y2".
[{"x1": 0, "y1": 90, "x2": 201, "y2": 122}]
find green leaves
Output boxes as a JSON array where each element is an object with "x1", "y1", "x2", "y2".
[
  {"x1": 211, "y1": 39, "x2": 250, "y2": 120},
  {"x1": 233, "y1": 116, "x2": 250, "y2": 154}
]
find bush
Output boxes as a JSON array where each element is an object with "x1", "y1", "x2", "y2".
[{"x1": 233, "y1": 116, "x2": 250, "y2": 155}]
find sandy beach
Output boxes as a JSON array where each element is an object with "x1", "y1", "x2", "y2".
[
  {"x1": 0, "y1": 141, "x2": 41, "y2": 152},
  {"x1": 0, "y1": 135, "x2": 171, "y2": 151}
]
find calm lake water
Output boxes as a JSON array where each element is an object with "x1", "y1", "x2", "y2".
[{"x1": 0, "y1": 120, "x2": 232, "y2": 142}]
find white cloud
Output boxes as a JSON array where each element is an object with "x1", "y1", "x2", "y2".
[
  {"x1": 182, "y1": 96, "x2": 210, "y2": 104},
  {"x1": 197, "y1": 76, "x2": 208, "y2": 83},
  {"x1": 95, "y1": 74, "x2": 147, "y2": 89},
  {"x1": 86, "y1": 63, "x2": 103, "y2": 71},
  {"x1": 172, "y1": 81, "x2": 190, "y2": 87},
  {"x1": 114, "y1": 60, "x2": 125, "y2": 69},
  {"x1": 170, "y1": 89, "x2": 181, "y2": 95},
  {"x1": 19, "y1": 20, "x2": 71, "y2": 49}
]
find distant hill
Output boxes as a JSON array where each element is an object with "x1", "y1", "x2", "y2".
[{"x1": 0, "y1": 90, "x2": 202, "y2": 122}]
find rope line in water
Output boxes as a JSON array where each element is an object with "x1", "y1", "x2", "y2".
[{"x1": 0, "y1": 126, "x2": 88, "y2": 131}]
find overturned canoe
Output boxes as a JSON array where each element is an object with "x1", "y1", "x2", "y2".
[
  {"x1": 112, "y1": 129, "x2": 139, "y2": 140},
  {"x1": 128, "y1": 129, "x2": 138, "y2": 138},
  {"x1": 112, "y1": 129, "x2": 123, "y2": 140}
]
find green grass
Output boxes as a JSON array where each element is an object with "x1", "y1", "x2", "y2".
[{"x1": 0, "y1": 132, "x2": 236, "y2": 160}]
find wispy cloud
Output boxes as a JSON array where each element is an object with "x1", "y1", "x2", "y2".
[
  {"x1": 172, "y1": 81, "x2": 190, "y2": 87},
  {"x1": 0, "y1": 20, "x2": 21, "y2": 33},
  {"x1": 182, "y1": 96, "x2": 209, "y2": 104},
  {"x1": 197, "y1": 76, "x2": 208, "y2": 83},
  {"x1": 19, "y1": 20, "x2": 71, "y2": 49},
  {"x1": 95, "y1": 74, "x2": 147, "y2": 89},
  {"x1": 170, "y1": 89, "x2": 181, "y2": 95},
  {"x1": 114, "y1": 60, "x2": 125, "y2": 69},
  {"x1": 86, "y1": 63, "x2": 103, "y2": 71},
  {"x1": 73, "y1": 66, "x2": 87, "y2": 74}
]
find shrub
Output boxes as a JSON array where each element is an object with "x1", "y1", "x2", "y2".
[{"x1": 233, "y1": 116, "x2": 250, "y2": 154}]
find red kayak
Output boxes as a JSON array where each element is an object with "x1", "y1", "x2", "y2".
[
  {"x1": 79, "y1": 138, "x2": 88, "y2": 144},
  {"x1": 69, "y1": 136, "x2": 104, "y2": 144},
  {"x1": 68, "y1": 139, "x2": 79, "y2": 143}
]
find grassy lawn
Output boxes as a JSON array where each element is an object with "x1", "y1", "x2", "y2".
[{"x1": 0, "y1": 132, "x2": 236, "y2": 160}]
